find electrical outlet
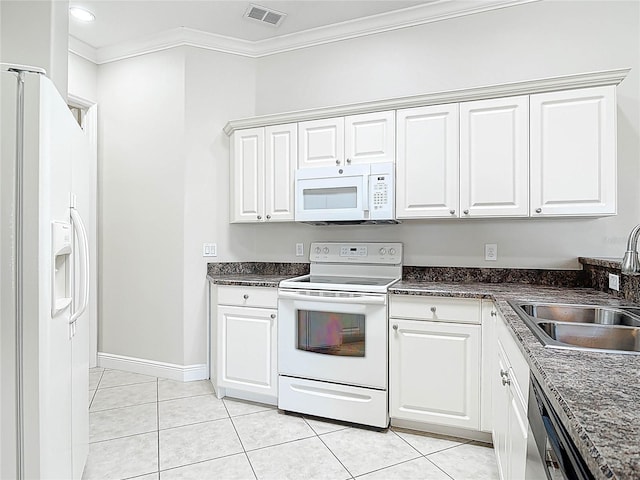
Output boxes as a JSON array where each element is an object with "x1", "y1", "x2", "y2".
[
  {"x1": 608, "y1": 273, "x2": 620, "y2": 291},
  {"x1": 485, "y1": 244, "x2": 497, "y2": 261},
  {"x1": 296, "y1": 243, "x2": 304, "y2": 257},
  {"x1": 203, "y1": 243, "x2": 217, "y2": 257}
]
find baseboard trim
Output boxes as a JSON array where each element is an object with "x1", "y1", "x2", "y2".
[
  {"x1": 97, "y1": 352, "x2": 208, "y2": 382},
  {"x1": 390, "y1": 418, "x2": 493, "y2": 444}
]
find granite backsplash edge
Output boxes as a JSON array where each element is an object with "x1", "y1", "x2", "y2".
[{"x1": 207, "y1": 262, "x2": 590, "y2": 288}]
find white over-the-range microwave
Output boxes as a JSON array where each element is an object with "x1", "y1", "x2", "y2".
[{"x1": 294, "y1": 162, "x2": 398, "y2": 225}]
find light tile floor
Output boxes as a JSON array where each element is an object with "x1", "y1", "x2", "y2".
[{"x1": 84, "y1": 368, "x2": 499, "y2": 480}]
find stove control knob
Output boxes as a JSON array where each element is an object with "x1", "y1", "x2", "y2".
[
  {"x1": 315, "y1": 246, "x2": 321, "y2": 254},
  {"x1": 389, "y1": 248, "x2": 396, "y2": 256},
  {"x1": 379, "y1": 248, "x2": 387, "y2": 255},
  {"x1": 323, "y1": 247, "x2": 329, "y2": 254}
]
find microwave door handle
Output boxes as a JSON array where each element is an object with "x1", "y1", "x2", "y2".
[{"x1": 362, "y1": 177, "x2": 369, "y2": 212}]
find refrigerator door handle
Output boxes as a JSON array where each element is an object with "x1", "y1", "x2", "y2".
[{"x1": 69, "y1": 207, "x2": 89, "y2": 324}]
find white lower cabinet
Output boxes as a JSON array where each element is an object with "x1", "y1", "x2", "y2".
[
  {"x1": 389, "y1": 296, "x2": 482, "y2": 431},
  {"x1": 491, "y1": 306, "x2": 530, "y2": 480},
  {"x1": 211, "y1": 284, "x2": 278, "y2": 404}
]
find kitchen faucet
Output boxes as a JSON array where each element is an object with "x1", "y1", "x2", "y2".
[{"x1": 621, "y1": 224, "x2": 640, "y2": 275}]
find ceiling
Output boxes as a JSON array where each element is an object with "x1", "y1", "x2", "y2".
[
  {"x1": 69, "y1": 1, "x2": 433, "y2": 48},
  {"x1": 68, "y1": 0, "x2": 535, "y2": 63}
]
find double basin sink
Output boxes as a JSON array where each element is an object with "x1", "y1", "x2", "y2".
[{"x1": 508, "y1": 302, "x2": 640, "y2": 354}]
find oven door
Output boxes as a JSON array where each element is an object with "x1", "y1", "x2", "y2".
[
  {"x1": 278, "y1": 289, "x2": 387, "y2": 389},
  {"x1": 294, "y1": 167, "x2": 368, "y2": 222}
]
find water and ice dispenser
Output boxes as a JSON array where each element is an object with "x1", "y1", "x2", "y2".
[{"x1": 51, "y1": 221, "x2": 72, "y2": 316}]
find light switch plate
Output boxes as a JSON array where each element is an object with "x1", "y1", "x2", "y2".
[
  {"x1": 203, "y1": 243, "x2": 217, "y2": 257},
  {"x1": 485, "y1": 244, "x2": 497, "y2": 261}
]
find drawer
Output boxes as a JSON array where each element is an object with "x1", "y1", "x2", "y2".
[
  {"x1": 390, "y1": 295, "x2": 481, "y2": 324},
  {"x1": 217, "y1": 285, "x2": 278, "y2": 308}
]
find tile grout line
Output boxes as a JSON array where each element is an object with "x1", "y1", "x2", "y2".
[
  {"x1": 311, "y1": 421, "x2": 355, "y2": 479},
  {"x1": 423, "y1": 455, "x2": 456, "y2": 480},
  {"x1": 222, "y1": 398, "x2": 258, "y2": 480}
]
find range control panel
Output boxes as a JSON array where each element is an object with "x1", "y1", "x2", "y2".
[{"x1": 310, "y1": 242, "x2": 402, "y2": 264}]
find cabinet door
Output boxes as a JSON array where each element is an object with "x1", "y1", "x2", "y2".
[
  {"x1": 344, "y1": 111, "x2": 395, "y2": 165},
  {"x1": 530, "y1": 86, "x2": 616, "y2": 216},
  {"x1": 389, "y1": 319, "x2": 481, "y2": 429},
  {"x1": 230, "y1": 127, "x2": 264, "y2": 223},
  {"x1": 492, "y1": 341, "x2": 510, "y2": 480},
  {"x1": 396, "y1": 104, "x2": 459, "y2": 218},
  {"x1": 265, "y1": 123, "x2": 296, "y2": 221},
  {"x1": 298, "y1": 117, "x2": 344, "y2": 168},
  {"x1": 460, "y1": 96, "x2": 529, "y2": 217},
  {"x1": 217, "y1": 305, "x2": 277, "y2": 397}
]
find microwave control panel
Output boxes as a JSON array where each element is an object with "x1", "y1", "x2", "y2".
[{"x1": 369, "y1": 168, "x2": 394, "y2": 219}]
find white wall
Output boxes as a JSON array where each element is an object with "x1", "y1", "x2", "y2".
[
  {"x1": 98, "y1": 48, "x2": 187, "y2": 364},
  {"x1": 236, "y1": 0, "x2": 639, "y2": 269},
  {"x1": 182, "y1": 48, "x2": 255, "y2": 365},
  {"x1": 98, "y1": 46, "x2": 255, "y2": 366},
  {"x1": 68, "y1": 52, "x2": 98, "y2": 103},
  {"x1": 0, "y1": 0, "x2": 69, "y2": 99}
]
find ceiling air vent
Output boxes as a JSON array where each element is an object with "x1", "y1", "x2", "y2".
[{"x1": 244, "y1": 4, "x2": 286, "y2": 27}]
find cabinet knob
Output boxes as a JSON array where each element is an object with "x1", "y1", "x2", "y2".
[
  {"x1": 392, "y1": 324, "x2": 398, "y2": 330},
  {"x1": 491, "y1": 310, "x2": 497, "y2": 317},
  {"x1": 430, "y1": 306, "x2": 437, "y2": 313},
  {"x1": 450, "y1": 210, "x2": 455, "y2": 215},
  {"x1": 266, "y1": 214, "x2": 271, "y2": 219},
  {"x1": 270, "y1": 313, "x2": 276, "y2": 319},
  {"x1": 501, "y1": 376, "x2": 511, "y2": 387},
  {"x1": 257, "y1": 215, "x2": 262, "y2": 220},
  {"x1": 463, "y1": 210, "x2": 469, "y2": 215},
  {"x1": 243, "y1": 294, "x2": 249, "y2": 300},
  {"x1": 535, "y1": 208, "x2": 542, "y2": 214},
  {"x1": 346, "y1": 158, "x2": 351, "y2": 164},
  {"x1": 336, "y1": 159, "x2": 341, "y2": 165}
]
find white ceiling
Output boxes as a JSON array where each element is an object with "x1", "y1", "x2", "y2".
[
  {"x1": 69, "y1": 0, "x2": 432, "y2": 48},
  {"x1": 68, "y1": 0, "x2": 536, "y2": 63}
]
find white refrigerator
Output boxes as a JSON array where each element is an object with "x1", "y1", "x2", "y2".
[{"x1": 1, "y1": 65, "x2": 91, "y2": 479}]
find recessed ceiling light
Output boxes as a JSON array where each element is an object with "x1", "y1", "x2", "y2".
[{"x1": 69, "y1": 6, "x2": 95, "y2": 22}]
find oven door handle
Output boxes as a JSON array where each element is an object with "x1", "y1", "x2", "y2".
[{"x1": 278, "y1": 290, "x2": 387, "y2": 305}]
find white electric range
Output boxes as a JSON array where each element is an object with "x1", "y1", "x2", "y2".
[{"x1": 278, "y1": 242, "x2": 402, "y2": 428}]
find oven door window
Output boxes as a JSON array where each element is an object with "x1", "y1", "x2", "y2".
[{"x1": 297, "y1": 309, "x2": 365, "y2": 357}]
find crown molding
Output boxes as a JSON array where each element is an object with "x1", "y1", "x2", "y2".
[
  {"x1": 223, "y1": 68, "x2": 631, "y2": 135},
  {"x1": 71, "y1": 0, "x2": 539, "y2": 65}
]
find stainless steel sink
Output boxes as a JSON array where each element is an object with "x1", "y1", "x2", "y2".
[
  {"x1": 508, "y1": 301, "x2": 640, "y2": 354},
  {"x1": 518, "y1": 303, "x2": 640, "y2": 327}
]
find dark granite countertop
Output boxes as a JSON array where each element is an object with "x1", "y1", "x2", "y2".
[
  {"x1": 390, "y1": 281, "x2": 640, "y2": 480},
  {"x1": 206, "y1": 273, "x2": 292, "y2": 288}
]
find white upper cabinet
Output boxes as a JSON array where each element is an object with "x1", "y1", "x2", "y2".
[
  {"x1": 298, "y1": 111, "x2": 395, "y2": 168},
  {"x1": 265, "y1": 124, "x2": 296, "y2": 222},
  {"x1": 345, "y1": 111, "x2": 396, "y2": 165},
  {"x1": 396, "y1": 104, "x2": 459, "y2": 219},
  {"x1": 231, "y1": 127, "x2": 264, "y2": 223},
  {"x1": 530, "y1": 86, "x2": 616, "y2": 216},
  {"x1": 230, "y1": 124, "x2": 296, "y2": 223},
  {"x1": 297, "y1": 117, "x2": 344, "y2": 168},
  {"x1": 460, "y1": 96, "x2": 529, "y2": 218}
]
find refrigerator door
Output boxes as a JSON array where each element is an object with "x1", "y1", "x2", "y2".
[
  {"x1": 1, "y1": 67, "x2": 20, "y2": 480},
  {"x1": 0, "y1": 68, "x2": 89, "y2": 480}
]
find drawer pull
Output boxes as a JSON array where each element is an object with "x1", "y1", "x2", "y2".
[
  {"x1": 243, "y1": 294, "x2": 249, "y2": 300},
  {"x1": 491, "y1": 310, "x2": 497, "y2": 317},
  {"x1": 500, "y1": 369, "x2": 508, "y2": 377},
  {"x1": 501, "y1": 376, "x2": 511, "y2": 387},
  {"x1": 430, "y1": 306, "x2": 437, "y2": 313}
]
